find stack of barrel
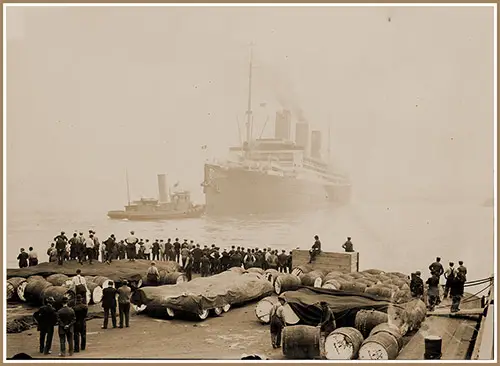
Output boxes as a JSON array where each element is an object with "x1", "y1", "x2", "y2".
[{"x1": 7, "y1": 273, "x2": 111, "y2": 307}]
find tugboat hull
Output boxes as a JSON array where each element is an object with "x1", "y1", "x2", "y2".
[{"x1": 107, "y1": 206, "x2": 205, "y2": 221}]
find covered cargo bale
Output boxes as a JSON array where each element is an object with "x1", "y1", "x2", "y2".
[
  {"x1": 40, "y1": 286, "x2": 76, "y2": 309},
  {"x1": 46, "y1": 274, "x2": 70, "y2": 287},
  {"x1": 26, "y1": 275, "x2": 45, "y2": 283},
  {"x1": 23, "y1": 280, "x2": 53, "y2": 305}
]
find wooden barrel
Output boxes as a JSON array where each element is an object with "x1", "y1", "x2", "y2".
[
  {"x1": 358, "y1": 332, "x2": 400, "y2": 360},
  {"x1": 369, "y1": 323, "x2": 403, "y2": 351},
  {"x1": 87, "y1": 282, "x2": 103, "y2": 304},
  {"x1": 26, "y1": 275, "x2": 45, "y2": 283},
  {"x1": 40, "y1": 286, "x2": 76, "y2": 309},
  {"x1": 7, "y1": 277, "x2": 26, "y2": 301},
  {"x1": 324, "y1": 327, "x2": 364, "y2": 360},
  {"x1": 282, "y1": 325, "x2": 322, "y2": 359},
  {"x1": 160, "y1": 272, "x2": 187, "y2": 285},
  {"x1": 282, "y1": 303, "x2": 300, "y2": 325},
  {"x1": 291, "y1": 265, "x2": 313, "y2": 277},
  {"x1": 255, "y1": 296, "x2": 279, "y2": 324},
  {"x1": 299, "y1": 271, "x2": 324, "y2": 287},
  {"x1": 23, "y1": 280, "x2": 53, "y2": 305},
  {"x1": 274, "y1": 274, "x2": 301, "y2": 295},
  {"x1": 92, "y1": 276, "x2": 113, "y2": 289},
  {"x1": 46, "y1": 274, "x2": 70, "y2": 286},
  {"x1": 324, "y1": 271, "x2": 343, "y2": 281},
  {"x1": 265, "y1": 269, "x2": 280, "y2": 285},
  {"x1": 424, "y1": 335, "x2": 442, "y2": 359},
  {"x1": 247, "y1": 267, "x2": 265, "y2": 275},
  {"x1": 354, "y1": 310, "x2": 389, "y2": 338}
]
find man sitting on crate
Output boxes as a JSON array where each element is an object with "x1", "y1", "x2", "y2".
[{"x1": 308, "y1": 235, "x2": 322, "y2": 264}]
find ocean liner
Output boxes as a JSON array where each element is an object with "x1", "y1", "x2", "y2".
[{"x1": 201, "y1": 48, "x2": 352, "y2": 216}]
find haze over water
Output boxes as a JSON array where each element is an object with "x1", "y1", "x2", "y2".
[{"x1": 6, "y1": 6, "x2": 495, "y2": 285}]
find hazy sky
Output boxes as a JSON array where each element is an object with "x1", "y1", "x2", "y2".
[{"x1": 6, "y1": 6, "x2": 495, "y2": 214}]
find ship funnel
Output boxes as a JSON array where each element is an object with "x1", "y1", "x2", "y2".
[
  {"x1": 295, "y1": 122, "x2": 309, "y2": 151},
  {"x1": 311, "y1": 130, "x2": 322, "y2": 159},
  {"x1": 157, "y1": 174, "x2": 168, "y2": 203},
  {"x1": 274, "y1": 109, "x2": 292, "y2": 140}
]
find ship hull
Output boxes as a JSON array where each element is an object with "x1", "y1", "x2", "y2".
[
  {"x1": 203, "y1": 164, "x2": 351, "y2": 215},
  {"x1": 107, "y1": 206, "x2": 205, "y2": 221}
]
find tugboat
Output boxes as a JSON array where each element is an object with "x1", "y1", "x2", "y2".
[{"x1": 107, "y1": 173, "x2": 205, "y2": 221}]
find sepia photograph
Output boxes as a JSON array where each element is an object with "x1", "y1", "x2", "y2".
[{"x1": 4, "y1": 3, "x2": 496, "y2": 361}]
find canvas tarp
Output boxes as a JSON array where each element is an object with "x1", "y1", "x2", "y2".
[
  {"x1": 279, "y1": 286, "x2": 393, "y2": 328},
  {"x1": 132, "y1": 271, "x2": 274, "y2": 314}
]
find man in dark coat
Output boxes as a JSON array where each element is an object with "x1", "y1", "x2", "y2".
[
  {"x1": 57, "y1": 297, "x2": 76, "y2": 357},
  {"x1": 173, "y1": 238, "x2": 181, "y2": 263},
  {"x1": 429, "y1": 257, "x2": 444, "y2": 279},
  {"x1": 278, "y1": 250, "x2": 288, "y2": 273},
  {"x1": 200, "y1": 254, "x2": 211, "y2": 277},
  {"x1": 117, "y1": 280, "x2": 132, "y2": 328},
  {"x1": 33, "y1": 296, "x2": 58, "y2": 355},
  {"x1": 342, "y1": 237, "x2": 354, "y2": 252},
  {"x1": 269, "y1": 297, "x2": 286, "y2": 348},
  {"x1": 287, "y1": 251, "x2": 293, "y2": 274},
  {"x1": 184, "y1": 253, "x2": 193, "y2": 281},
  {"x1": 192, "y1": 244, "x2": 203, "y2": 273},
  {"x1": 72, "y1": 294, "x2": 88, "y2": 352},
  {"x1": 309, "y1": 235, "x2": 322, "y2": 263},
  {"x1": 101, "y1": 282, "x2": 117, "y2": 329},
  {"x1": 443, "y1": 262, "x2": 456, "y2": 298},
  {"x1": 450, "y1": 275, "x2": 465, "y2": 313},
  {"x1": 152, "y1": 240, "x2": 160, "y2": 261},
  {"x1": 54, "y1": 231, "x2": 68, "y2": 265},
  {"x1": 410, "y1": 271, "x2": 424, "y2": 299},
  {"x1": 69, "y1": 233, "x2": 79, "y2": 261},
  {"x1": 426, "y1": 273, "x2": 440, "y2": 311},
  {"x1": 17, "y1": 248, "x2": 29, "y2": 268},
  {"x1": 220, "y1": 249, "x2": 230, "y2": 272}
]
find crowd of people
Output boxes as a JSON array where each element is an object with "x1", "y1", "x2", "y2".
[
  {"x1": 33, "y1": 268, "x2": 133, "y2": 357},
  {"x1": 409, "y1": 256, "x2": 468, "y2": 313}
]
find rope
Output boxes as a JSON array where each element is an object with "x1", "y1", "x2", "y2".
[{"x1": 464, "y1": 276, "x2": 494, "y2": 286}]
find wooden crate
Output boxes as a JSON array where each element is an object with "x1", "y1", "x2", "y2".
[{"x1": 291, "y1": 250, "x2": 359, "y2": 273}]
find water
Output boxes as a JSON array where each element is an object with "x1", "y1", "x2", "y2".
[{"x1": 7, "y1": 202, "x2": 494, "y2": 289}]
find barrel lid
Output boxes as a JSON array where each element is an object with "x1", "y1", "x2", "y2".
[{"x1": 425, "y1": 335, "x2": 442, "y2": 341}]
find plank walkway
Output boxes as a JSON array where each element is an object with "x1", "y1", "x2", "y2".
[{"x1": 397, "y1": 296, "x2": 481, "y2": 360}]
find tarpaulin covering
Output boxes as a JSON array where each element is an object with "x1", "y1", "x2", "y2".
[
  {"x1": 279, "y1": 286, "x2": 393, "y2": 328},
  {"x1": 132, "y1": 270, "x2": 274, "y2": 315}
]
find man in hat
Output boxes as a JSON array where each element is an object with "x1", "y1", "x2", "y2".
[
  {"x1": 277, "y1": 250, "x2": 288, "y2": 273},
  {"x1": 410, "y1": 271, "x2": 424, "y2": 300},
  {"x1": 57, "y1": 297, "x2": 76, "y2": 357},
  {"x1": 426, "y1": 272, "x2": 440, "y2": 311},
  {"x1": 101, "y1": 282, "x2": 117, "y2": 329},
  {"x1": 173, "y1": 238, "x2": 181, "y2": 263},
  {"x1": 77, "y1": 232, "x2": 86, "y2": 264},
  {"x1": 443, "y1": 262, "x2": 456, "y2": 299},
  {"x1": 71, "y1": 269, "x2": 89, "y2": 304},
  {"x1": 104, "y1": 234, "x2": 116, "y2": 264},
  {"x1": 54, "y1": 231, "x2": 68, "y2": 265},
  {"x1": 125, "y1": 231, "x2": 138, "y2": 262},
  {"x1": 269, "y1": 297, "x2": 286, "y2": 348},
  {"x1": 342, "y1": 237, "x2": 354, "y2": 252},
  {"x1": 85, "y1": 233, "x2": 95, "y2": 264},
  {"x1": 308, "y1": 235, "x2": 322, "y2": 264},
  {"x1": 69, "y1": 233, "x2": 79, "y2": 261},
  {"x1": 33, "y1": 296, "x2": 57, "y2": 355},
  {"x1": 117, "y1": 280, "x2": 132, "y2": 328},
  {"x1": 17, "y1": 248, "x2": 29, "y2": 268},
  {"x1": 72, "y1": 294, "x2": 88, "y2": 353}
]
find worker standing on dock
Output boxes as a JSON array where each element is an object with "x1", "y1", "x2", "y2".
[
  {"x1": 152, "y1": 240, "x2": 160, "y2": 261},
  {"x1": 125, "y1": 231, "x2": 138, "y2": 262},
  {"x1": 85, "y1": 234, "x2": 95, "y2": 264},
  {"x1": 200, "y1": 253, "x2": 211, "y2": 277},
  {"x1": 54, "y1": 232, "x2": 68, "y2": 265},
  {"x1": 456, "y1": 261, "x2": 467, "y2": 282},
  {"x1": 342, "y1": 237, "x2": 354, "y2": 252},
  {"x1": 72, "y1": 269, "x2": 89, "y2": 304},
  {"x1": 410, "y1": 271, "x2": 424, "y2": 299},
  {"x1": 57, "y1": 297, "x2": 76, "y2": 357},
  {"x1": 269, "y1": 297, "x2": 286, "y2": 349},
  {"x1": 192, "y1": 244, "x2": 203, "y2": 273},
  {"x1": 17, "y1": 248, "x2": 29, "y2": 268},
  {"x1": 174, "y1": 238, "x2": 181, "y2": 263},
  {"x1": 308, "y1": 235, "x2": 322, "y2": 264},
  {"x1": 443, "y1": 262, "x2": 456, "y2": 298},
  {"x1": 28, "y1": 247, "x2": 38, "y2": 267},
  {"x1": 278, "y1": 250, "x2": 288, "y2": 273},
  {"x1": 449, "y1": 274, "x2": 464, "y2": 313},
  {"x1": 33, "y1": 296, "x2": 57, "y2": 355},
  {"x1": 183, "y1": 253, "x2": 193, "y2": 281},
  {"x1": 318, "y1": 301, "x2": 336, "y2": 335},
  {"x1": 76, "y1": 232, "x2": 85, "y2": 264},
  {"x1": 287, "y1": 251, "x2": 293, "y2": 274},
  {"x1": 72, "y1": 294, "x2": 88, "y2": 353},
  {"x1": 69, "y1": 234, "x2": 78, "y2": 261},
  {"x1": 117, "y1": 280, "x2": 132, "y2": 328},
  {"x1": 426, "y1": 273, "x2": 440, "y2": 311}
]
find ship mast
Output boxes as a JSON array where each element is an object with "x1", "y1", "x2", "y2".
[
  {"x1": 125, "y1": 169, "x2": 131, "y2": 206},
  {"x1": 245, "y1": 42, "x2": 254, "y2": 145}
]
